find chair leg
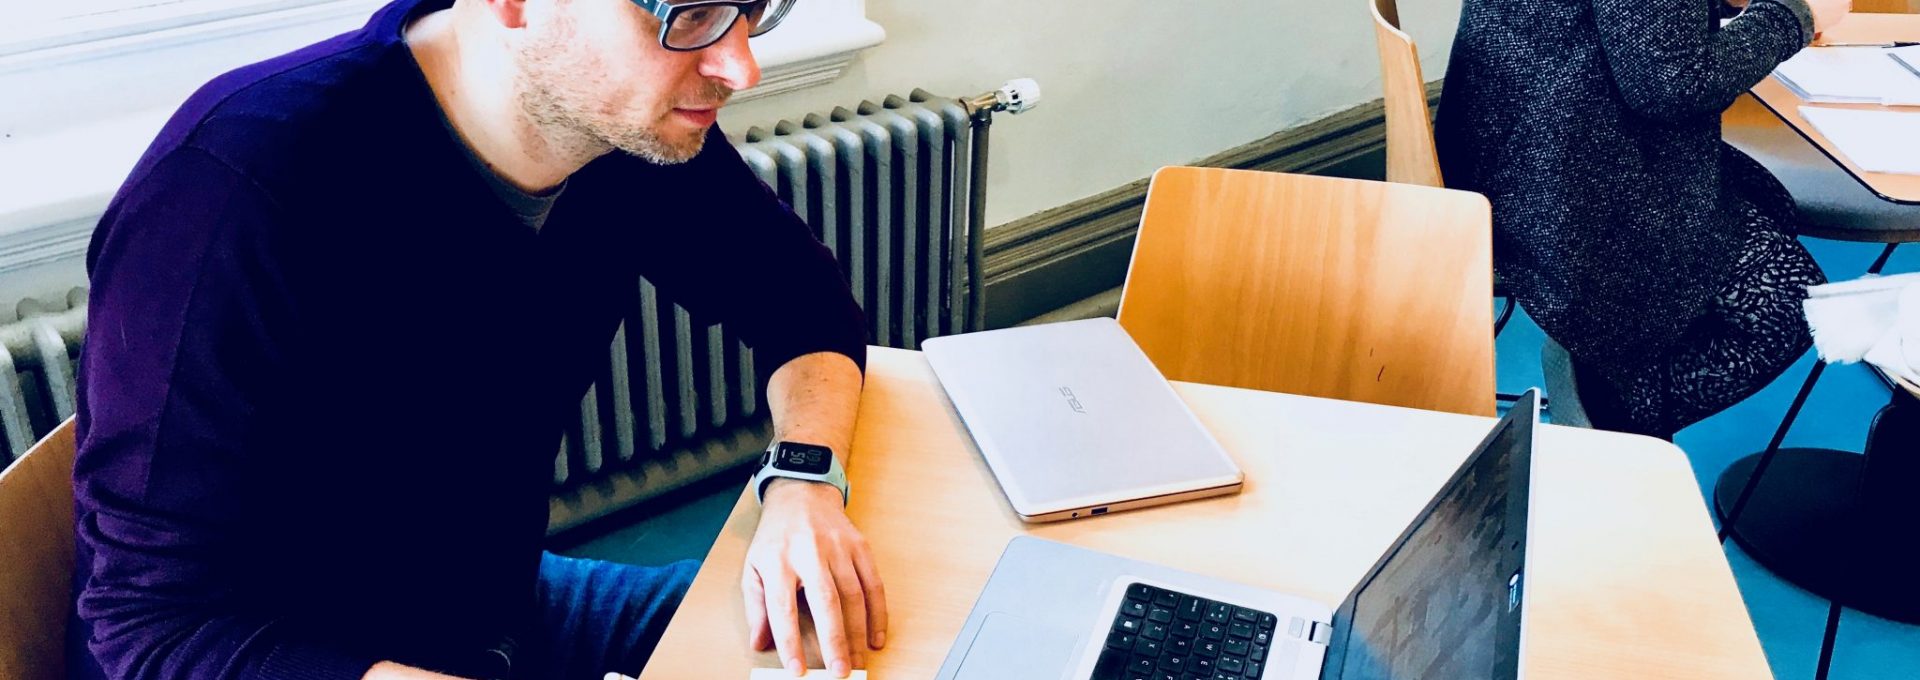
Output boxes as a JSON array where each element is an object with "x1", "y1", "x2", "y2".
[{"x1": 1494, "y1": 296, "x2": 1517, "y2": 336}]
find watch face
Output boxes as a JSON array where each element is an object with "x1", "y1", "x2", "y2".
[{"x1": 772, "y1": 442, "x2": 834, "y2": 475}]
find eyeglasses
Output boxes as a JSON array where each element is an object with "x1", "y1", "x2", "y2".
[{"x1": 628, "y1": 0, "x2": 795, "y2": 52}]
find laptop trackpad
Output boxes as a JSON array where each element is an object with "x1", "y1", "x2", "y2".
[{"x1": 956, "y1": 612, "x2": 1081, "y2": 680}]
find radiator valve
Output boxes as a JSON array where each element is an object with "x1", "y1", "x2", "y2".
[{"x1": 964, "y1": 78, "x2": 1041, "y2": 118}]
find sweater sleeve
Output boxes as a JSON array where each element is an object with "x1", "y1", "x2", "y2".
[
  {"x1": 628, "y1": 128, "x2": 869, "y2": 377},
  {"x1": 1591, "y1": 0, "x2": 1812, "y2": 121},
  {"x1": 75, "y1": 147, "x2": 379, "y2": 680}
]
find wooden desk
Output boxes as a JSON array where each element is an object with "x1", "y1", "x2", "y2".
[
  {"x1": 641, "y1": 348, "x2": 1770, "y2": 679},
  {"x1": 1747, "y1": 13, "x2": 1920, "y2": 204}
]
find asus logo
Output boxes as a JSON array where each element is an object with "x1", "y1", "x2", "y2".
[{"x1": 1059, "y1": 387, "x2": 1087, "y2": 414}]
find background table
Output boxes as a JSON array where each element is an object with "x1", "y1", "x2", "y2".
[
  {"x1": 1715, "y1": 12, "x2": 1920, "y2": 625},
  {"x1": 1747, "y1": 13, "x2": 1920, "y2": 204},
  {"x1": 638, "y1": 348, "x2": 1771, "y2": 679}
]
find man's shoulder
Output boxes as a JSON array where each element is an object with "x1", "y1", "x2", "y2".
[{"x1": 131, "y1": 31, "x2": 435, "y2": 202}]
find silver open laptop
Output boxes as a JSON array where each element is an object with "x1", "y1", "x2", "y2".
[
  {"x1": 922, "y1": 318, "x2": 1244, "y2": 522},
  {"x1": 935, "y1": 390, "x2": 1542, "y2": 680}
]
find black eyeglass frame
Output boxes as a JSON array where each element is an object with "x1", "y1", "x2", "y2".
[{"x1": 627, "y1": 0, "x2": 792, "y2": 52}]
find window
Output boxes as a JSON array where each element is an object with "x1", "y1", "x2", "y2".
[{"x1": 3, "y1": 0, "x2": 341, "y2": 57}]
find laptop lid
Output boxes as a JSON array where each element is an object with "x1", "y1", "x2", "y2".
[
  {"x1": 922, "y1": 318, "x2": 1244, "y2": 521},
  {"x1": 1319, "y1": 389, "x2": 1541, "y2": 680}
]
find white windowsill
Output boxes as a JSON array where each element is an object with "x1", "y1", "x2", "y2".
[{"x1": 0, "y1": 0, "x2": 883, "y2": 275}]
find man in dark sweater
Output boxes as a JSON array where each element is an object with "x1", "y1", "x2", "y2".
[{"x1": 69, "y1": 0, "x2": 886, "y2": 678}]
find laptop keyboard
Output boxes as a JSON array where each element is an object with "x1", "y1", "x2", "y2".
[{"x1": 1090, "y1": 583, "x2": 1279, "y2": 680}]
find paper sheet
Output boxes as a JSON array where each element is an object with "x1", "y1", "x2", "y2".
[
  {"x1": 747, "y1": 670, "x2": 869, "y2": 680},
  {"x1": 1774, "y1": 47, "x2": 1920, "y2": 105},
  {"x1": 1797, "y1": 106, "x2": 1920, "y2": 176},
  {"x1": 606, "y1": 671, "x2": 868, "y2": 680}
]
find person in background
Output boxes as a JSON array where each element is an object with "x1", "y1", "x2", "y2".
[
  {"x1": 1434, "y1": 0, "x2": 1850, "y2": 438},
  {"x1": 69, "y1": 0, "x2": 885, "y2": 678}
]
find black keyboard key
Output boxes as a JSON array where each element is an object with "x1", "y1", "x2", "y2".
[
  {"x1": 1135, "y1": 636, "x2": 1164, "y2": 657},
  {"x1": 1253, "y1": 629, "x2": 1271, "y2": 646},
  {"x1": 1173, "y1": 621, "x2": 1199, "y2": 638},
  {"x1": 1183, "y1": 675, "x2": 1209, "y2": 680},
  {"x1": 1124, "y1": 601, "x2": 1149, "y2": 618},
  {"x1": 1245, "y1": 661, "x2": 1262, "y2": 678},
  {"x1": 1144, "y1": 622, "x2": 1170, "y2": 641},
  {"x1": 1259, "y1": 612, "x2": 1278, "y2": 629},
  {"x1": 1232, "y1": 607, "x2": 1259, "y2": 623},
  {"x1": 1193, "y1": 656, "x2": 1217, "y2": 674},
  {"x1": 1092, "y1": 648, "x2": 1129, "y2": 680},
  {"x1": 1206, "y1": 603, "x2": 1232, "y2": 623},
  {"x1": 1116, "y1": 617, "x2": 1143, "y2": 637},
  {"x1": 1154, "y1": 590, "x2": 1180, "y2": 607},
  {"x1": 1251, "y1": 643, "x2": 1267, "y2": 662},
  {"x1": 1156, "y1": 673, "x2": 1178, "y2": 680},
  {"x1": 1195, "y1": 639, "x2": 1222, "y2": 657},
  {"x1": 1131, "y1": 656, "x2": 1157, "y2": 674},
  {"x1": 1229, "y1": 622, "x2": 1254, "y2": 640},
  {"x1": 1159, "y1": 655, "x2": 1188, "y2": 673},
  {"x1": 1224, "y1": 637, "x2": 1251, "y2": 656},
  {"x1": 1108, "y1": 631, "x2": 1138, "y2": 651},
  {"x1": 1178, "y1": 596, "x2": 1206, "y2": 622},
  {"x1": 1169, "y1": 637, "x2": 1192, "y2": 655},
  {"x1": 1202, "y1": 623, "x2": 1227, "y2": 640},
  {"x1": 1128, "y1": 584, "x2": 1153, "y2": 602},
  {"x1": 1148, "y1": 606, "x2": 1175, "y2": 624},
  {"x1": 1217, "y1": 656, "x2": 1245, "y2": 674}
]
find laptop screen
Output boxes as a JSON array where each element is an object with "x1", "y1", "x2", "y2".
[{"x1": 1325, "y1": 394, "x2": 1535, "y2": 680}]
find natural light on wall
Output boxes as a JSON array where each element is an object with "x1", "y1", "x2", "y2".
[{"x1": 0, "y1": 0, "x2": 883, "y2": 277}]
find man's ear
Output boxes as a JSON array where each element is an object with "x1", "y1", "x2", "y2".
[{"x1": 476, "y1": 0, "x2": 531, "y2": 29}]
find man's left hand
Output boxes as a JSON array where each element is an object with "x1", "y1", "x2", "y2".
[{"x1": 743, "y1": 479, "x2": 888, "y2": 679}]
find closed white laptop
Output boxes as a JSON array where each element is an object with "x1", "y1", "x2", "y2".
[{"x1": 921, "y1": 318, "x2": 1244, "y2": 522}]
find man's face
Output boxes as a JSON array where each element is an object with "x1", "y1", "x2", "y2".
[{"x1": 513, "y1": 0, "x2": 762, "y2": 164}]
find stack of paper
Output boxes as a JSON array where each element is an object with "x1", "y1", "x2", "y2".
[
  {"x1": 1803, "y1": 272, "x2": 1920, "y2": 386},
  {"x1": 1797, "y1": 106, "x2": 1920, "y2": 175},
  {"x1": 1774, "y1": 47, "x2": 1920, "y2": 105}
]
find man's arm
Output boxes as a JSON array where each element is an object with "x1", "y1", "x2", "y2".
[
  {"x1": 744, "y1": 352, "x2": 886, "y2": 679},
  {"x1": 623, "y1": 129, "x2": 878, "y2": 678},
  {"x1": 75, "y1": 147, "x2": 384, "y2": 680}
]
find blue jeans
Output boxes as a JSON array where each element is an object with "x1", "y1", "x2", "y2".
[{"x1": 516, "y1": 552, "x2": 701, "y2": 680}]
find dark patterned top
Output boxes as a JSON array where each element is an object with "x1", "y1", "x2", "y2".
[{"x1": 1433, "y1": 0, "x2": 1813, "y2": 366}]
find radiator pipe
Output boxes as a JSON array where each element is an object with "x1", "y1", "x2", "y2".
[
  {"x1": 958, "y1": 79, "x2": 1041, "y2": 331},
  {"x1": 964, "y1": 115, "x2": 991, "y2": 332},
  {"x1": 0, "y1": 306, "x2": 85, "y2": 370}
]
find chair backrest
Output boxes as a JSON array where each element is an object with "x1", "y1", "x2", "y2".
[
  {"x1": 1371, "y1": 0, "x2": 1444, "y2": 187},
  {"x1": 1855, "y1": 0, "x2": 1919, "y2": 13},
  {"x1": 0, "y1": 418, "x2": 77, "y2": 680},
  {"x1": 1117, "y1": 167, "x2": 1496, "y2": 416}
]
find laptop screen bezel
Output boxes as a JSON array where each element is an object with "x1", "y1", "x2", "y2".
[{"x1": 1319, "y1": 389, "x2": 1539, "y2": 680}]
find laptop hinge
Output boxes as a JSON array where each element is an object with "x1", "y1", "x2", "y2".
[{"x1": 1308, "y1": 621, "x2": 1333, "y2": 645}]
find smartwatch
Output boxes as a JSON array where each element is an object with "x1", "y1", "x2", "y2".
[{"x1": 752, "y1": 441, "x2": 850, "y2": 506}]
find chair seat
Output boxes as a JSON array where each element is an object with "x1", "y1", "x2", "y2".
[{"x1": 1724, "y1": 108, "x2": 1920, "y2": 244}]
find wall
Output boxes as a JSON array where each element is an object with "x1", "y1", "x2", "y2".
[
  {"x1": 0, "y1": 0, "x2": 1466, "y2": 309},
  {"x1": 721, "y1": 0, "x2": 1463, "y2": 230}
]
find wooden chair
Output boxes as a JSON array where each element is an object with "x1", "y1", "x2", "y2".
[
  {"x1": 1370, "y1": 0, "x2": 1525, "y2": 341},
  {"x1": 0, "y1": 418, "x2": 77, "y2": 680},
  {"x1": 1371, "y1": 0, "x2": 1442, "y2": 187},
  {"x1": 1117, "y1": 167, "x2": 1496, "y2": 416},
  {"x1": 1856, "y1": 0, "x2": 1919, "y2": 13}
]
